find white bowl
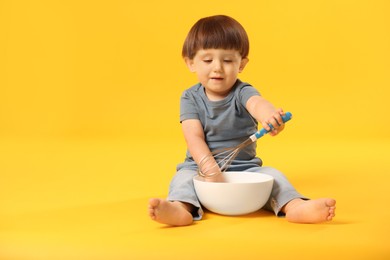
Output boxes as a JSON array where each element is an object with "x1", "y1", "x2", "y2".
[{"x1": 193, "y1": 171, "x2": 274, "y2": 216}]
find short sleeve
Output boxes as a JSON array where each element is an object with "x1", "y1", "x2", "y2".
[
  {"x1": 239, "y1": 84, "x2": 261, "y2": 106},
  {"x1": 180, "y1": 90, "x2": 199, "y2": 123}
]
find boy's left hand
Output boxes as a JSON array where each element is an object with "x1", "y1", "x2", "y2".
[{"x1": 262, "y1": 108, "x2": 285, "y2": 136}]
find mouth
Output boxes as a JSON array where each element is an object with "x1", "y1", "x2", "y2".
[{"x1": 211, "y1": 77, "x2": 224, "y2": 81}]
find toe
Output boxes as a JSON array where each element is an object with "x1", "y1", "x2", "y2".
[
  {"x1": 149, "y1": 198, "x2": 159, "y2": 207},
  {"x1": 326, "y1": 199, "x2": 336, "y2": 207}
]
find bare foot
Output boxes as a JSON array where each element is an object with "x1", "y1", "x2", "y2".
[
  {"x1": 283, "y1": 198, "x2": 336, "y2": 224},
  {"x1": 148, "y1": 198, "x2": 193, "y2": 226}
]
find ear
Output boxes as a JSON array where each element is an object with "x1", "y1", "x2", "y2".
[
  {"x1": 239, "y1": 58, "x2": 249, "y2": 73},
  {"x1": 184, "y1": 57, "x2": 196, "y2": 72}
]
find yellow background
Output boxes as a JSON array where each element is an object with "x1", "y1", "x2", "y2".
[{"x1": 0, "y1": 0, "x2": 389, "y2": 259}]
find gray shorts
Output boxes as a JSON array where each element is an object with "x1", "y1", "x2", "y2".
[{"x1": 168, "y1": 166, "x2": 308, "y2": 220}]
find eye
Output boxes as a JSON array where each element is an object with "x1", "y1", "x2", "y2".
[
  {"x1": 203, "y1": 59, "x2": 212, "y2": 63},
  {"x1": 224, "y1": 60, "x2": 233, "y2": 63}
]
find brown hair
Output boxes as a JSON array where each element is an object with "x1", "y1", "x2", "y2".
[{"x1": 182, "y1": 15, "x2": 249, "y2": 59}]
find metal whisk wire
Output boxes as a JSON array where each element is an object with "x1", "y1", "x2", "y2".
[
  {"x1": 198, "y1": 139, "x2": 253, "y2": 177},
  {"x1": 197, "y1": 112, "x2": 292, "y2": 178}
]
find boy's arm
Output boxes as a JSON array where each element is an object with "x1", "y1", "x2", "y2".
[
  {"x1": 245, "y1": 95, "x2": 285, "y2": 136},
  {"x1": 181, "y1": 119, "x2": 222, "y2": 180}
]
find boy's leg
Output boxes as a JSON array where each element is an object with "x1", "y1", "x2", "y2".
[
  {"x1": 246, "y1": 166, "x2": 308, "y2": 216},
  {"x1": 246, "y1": 166, "x2": 336, "y2": 223},
  {"x1": 168, "y1": 169, "x2": 204, "y2": 219}
]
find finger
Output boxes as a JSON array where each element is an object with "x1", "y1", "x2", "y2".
[
  {"x1": 268, "y1": 117, "x2": 281, "y2": 130},
  {"x1": 268, "y1": 128, "x2": 278, "y2": 136},
  {"x1": 273, "y1": 113, "x2": 284, "y2": 127},
  {"x1": 261, "y1": 120, "x2": 272, "y2": 131},
  {"x1": 277, "y1": 108, "x2": 284, "y2": 116},
  {"x1": 275, "y1": 108, "x2": 286, "y2": 125},
  {"x1": 274, "y1": 116, "x2": 282, "y2": 126}
]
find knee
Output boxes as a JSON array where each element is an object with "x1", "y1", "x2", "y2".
[{"x1": 170, "y1": 170, "x2": 198, "y2": 186}]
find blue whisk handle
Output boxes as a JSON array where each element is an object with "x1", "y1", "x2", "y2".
[{"x1": 253, "y1": 112, "x2": 292, "y2": 140}]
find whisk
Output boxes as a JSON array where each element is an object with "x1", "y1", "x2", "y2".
[{"x1": 198, "y1": 112, "x2": 292, "y2": 178}]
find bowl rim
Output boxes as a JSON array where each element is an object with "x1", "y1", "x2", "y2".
[{"x1": 193, "y1": 171, "x2": 274, "y2": 184}]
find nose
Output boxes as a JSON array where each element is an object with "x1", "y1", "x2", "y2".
[{"x1": 213, "y1": 60, "x2": 223, "y2": 72}]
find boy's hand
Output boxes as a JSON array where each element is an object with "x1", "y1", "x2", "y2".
[{"x1": 261, "y1": 108, "x2": 285, "y2": 136}]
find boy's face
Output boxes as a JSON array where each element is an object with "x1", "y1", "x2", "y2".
[{"x1": 185, "y1": 49, "x2": 248, "y2": 101}]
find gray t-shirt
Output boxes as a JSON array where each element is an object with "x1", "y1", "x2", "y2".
[{"x1": 179, "y1": 80, "x2": 263, "y2": 169}]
